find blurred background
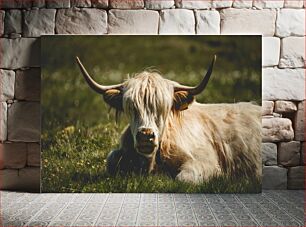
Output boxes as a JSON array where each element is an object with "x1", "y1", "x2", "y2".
[
  {"x1": 42, "y1": 35, "x2": 261, "y2": 132},
  {"x1": 41, "y1": 36, "x2": 261, "y2": 192}
]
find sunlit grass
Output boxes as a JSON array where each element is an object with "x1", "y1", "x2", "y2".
[
  {"x1": 41, "y1": 124, "x2": 261, "y2": 193},
  {"x1": 41, "y1": 69, "x2": 261, "y2": 193},
  {"x1": 41, "y1": 36, "x2": 261, "y2": 193}
]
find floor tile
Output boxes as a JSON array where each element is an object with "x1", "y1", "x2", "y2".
[{"x1": 0, "y1": 190, "x2": 304, "y2": 227}]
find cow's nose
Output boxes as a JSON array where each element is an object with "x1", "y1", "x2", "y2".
[{"x1": 136, "y1": 128, "x2": 155, "y2": 142}]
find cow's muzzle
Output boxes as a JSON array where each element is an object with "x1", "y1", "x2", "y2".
[{"x1": 136, "y1": 128, "x2": 157, "y2": 154}]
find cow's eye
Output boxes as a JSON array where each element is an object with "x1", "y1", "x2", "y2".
[
  {"x1": 135, "y1": 112, "x2": 139, "y2": 120},
  {"x1": 133, "y1": 107, "x2": 140, "y2": 119}
]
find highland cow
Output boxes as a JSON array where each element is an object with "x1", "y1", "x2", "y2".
[{"x1": 76, "y1": 56, "x2": 261, "y2": 184}]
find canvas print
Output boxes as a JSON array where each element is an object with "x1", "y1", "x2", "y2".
[{"x1": 41, "y1": 36, "x2": 262, "y2": 193}]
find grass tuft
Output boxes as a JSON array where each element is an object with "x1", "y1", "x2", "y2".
[{"x1": 42, "y1": 124, "x2": 261, "y2": 193}]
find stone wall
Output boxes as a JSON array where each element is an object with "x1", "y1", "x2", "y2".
[{"x1": 0, "y1": 0, "x2": 305, "y2": 192}]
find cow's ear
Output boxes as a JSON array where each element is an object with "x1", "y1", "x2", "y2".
[
  {"x1": 103, "y1": 89, "x2": 123, "y2": 111},
  {"x1": 173, "y1": 91, "x2": 195, "y2": 111}
]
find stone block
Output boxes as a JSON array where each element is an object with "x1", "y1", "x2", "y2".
[
  {"x1": 145, "y1": 0, "x2": 175, "y2": 9},
  {"x1": 262, "y1": 37, "x2": 280, "y2": 67},
  {"x1": 0, "y1": 70, "x2": 15, "y2": 102},
  {"x1": 15, "y1": 68, "x2": 41, "y2": 101},
  {"x1": 71, "y1": 0, "x2": 92, "y2": 7},
  {"x1": 294, "y1": 101, "x2": 305, "y2": 141},
  {"x1": 262, "y1": 68, "x2": 305, "y2": 101},
  {"x1": 0, "y1": 102, "x2": 7, "y2": 142},
  {"x1": 91, "y1": 0, "x2": 108, "y2": 8},
  {"x1": 0, "y1": 167, "x2": 40, "y2": 192},
  {"x1": 232, "y1": 0, "x2": 253, "y2": 8},
  {"x1": 278, "y1": 141, "x2": 301, "y2": 166},
  {"x1": 175, "y1": 0, "x2": 212, "y2": 9},
  {"x1": 46, "y1": 0, "x2": 70, "y2": 8},
  {"x1": 0, "y1": 0, "x2": 32, "y2": 9},
  {"x1": 272, "y1": 112, "x2": 282, "y2": 118},
  {"x1": 195, "y1": 10, "x2": 220, "y2": 35},
  {"x1": 4, "y1": 9, "x2": 22, "y2": 35},
  {"x1": 262, "y1": 101, "x2": 274, "y2": 115},
  {"x1": 284, "y1": 0, "x2": 304, "y2": 8},
  {"x1": 7, "y1": 33, "x2": 21, "y2": 38},
  {"x1": 301, "y1": 142, "x2": 305, "y2": 165},
  {"x1": 262, "y1": 143, "x2": 277, "y2": 166},
  {"x1": 279, "y1": 37, "x2": 305, "y2": 68},
  {"x1": 0, "y1": 38, "x2": 40, "y2": 69},
  {"x1": 262, "y1": 117, "x2": 294, "y2": 142},
  {"x1": 23, "y1": 9, "x2": 56, "y2": 37},
  {"x1": 8, "y1": 102, "x2": 40, "y2": 142},
  {"x1": 0, "y1": 142, "x2": 27, "y2": 169},
  {"x1": 159, "y1": 9, "x2": 195, "y2": 34},
  {"x1": 0, "y1": 10, "x2": 4, "y2": 35},
  {"x1": 263, "y1": 166, "x2": 287, "y2": 189},
  {"x1": 27, "y1": 143, "x2": 40, "y2": 167},
  {"x1": 109, "y1": 10, "x2": 159, "y2": 34},
  {"x1": 56, "y1": 8, "x2": 107, "y2": 34},
  {"x1": 288, "y1": 166, "x2": 304, "y2": 189},
  {"x1": 220, "y1": 9, "x2": 276, "y2": 36},
  {"x1": 212, "y1": 0, "x2": 233, "y2": 8},
  {"x1": 32, "y1": 0, "x2": 46, "y2": 8},
  {"x1": 110, "y1": 0, "x2": 144, "y2": 8},
  {"x1": 276, "y1": 9, "x2": 305, "y2": 37},
  {"x1": 274, "y1": 101, "x2": 297, "y2": 113},
  {"x1": 253, "y1": 0, "x2": 284, "y2": 8}
]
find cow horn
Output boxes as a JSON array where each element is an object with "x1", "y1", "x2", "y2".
[
  {"x1": 174, "y1": 55, "x2": 216, "y2": 96},
  {"x1": 76, "y1": 56, "x2": 123, "y2": 94}
]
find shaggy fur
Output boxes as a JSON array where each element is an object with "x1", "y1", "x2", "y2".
[{"x1": 105, "y1": 71, "x2": 261, "y2": 184}]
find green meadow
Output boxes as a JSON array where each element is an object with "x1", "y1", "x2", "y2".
[{"x1": 41, "y1": 36, "x2": 261, "y2": 193}]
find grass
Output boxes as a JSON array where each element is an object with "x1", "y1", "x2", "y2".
[
  {"x1": 41, "y1": 36, "x2": 262, "y2": 193},
  {"x1": 41, "y1": 123, "x2": 261, "y2": 193}
]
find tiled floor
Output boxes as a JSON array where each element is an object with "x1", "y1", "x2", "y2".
[{"x1": 1, "y1": 190, "x2": 304, "y2": 226}]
